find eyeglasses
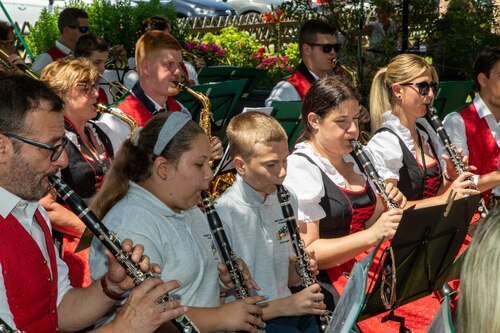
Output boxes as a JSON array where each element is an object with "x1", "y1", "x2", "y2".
[
  {"x1": 380, "y1": 247, "x2": 397, "y2": 309},
  {"x1": 68, "y1": 25, "x2": 90, "y2": 34},
  {"x1": 4, "y1": 134, "x2": 68, "y2": 162},
  {"x1": 76, "y1": 81, "x2": 100, "y2": 95},
  {"x1": 399, "y1": 81, "x2": 438, "y2": 96},
  {"x1": 307, "y1": 42, "x2": 342, "y2": 54}
]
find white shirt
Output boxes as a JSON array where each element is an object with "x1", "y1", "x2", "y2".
[
  {"x1": 367, "y1": 111, "x2": 447, "y2": 181},
  {"x1": 96, "y1": 92, "x2": 188, "y2": 155},
  {"x1": 265, "y1": 68, "x2": 319, "y2": 107},
  {"x1": 32, "y1": 40, "x2": 72, "y2": 73},
  {"x1": 0, "y1": 186, "x2": 72, "y2": 328},
  {"x1": 283, "y1": 141, "x2": 373, "y2": 223},
  {"x1": 443, "y1": 94, "x2": 500, "y2": 195}
]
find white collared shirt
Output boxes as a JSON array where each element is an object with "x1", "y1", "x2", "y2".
[
  {"x1": 0, "y1": 186, "x2": 72, "y2": 328},
  {"x1": 443, "y1": 94, "x2": 500, "y2": 195},
  {"x1": 32, "y1": 40, "x2": 72, "y2": 73},
  {"x1": 265, "y1": 68, "x2": 319, "y2": 107}
]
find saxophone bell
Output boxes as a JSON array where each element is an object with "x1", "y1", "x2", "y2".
[{"x1": 95, "y1": 103, "x2": 138, "y2": 135}]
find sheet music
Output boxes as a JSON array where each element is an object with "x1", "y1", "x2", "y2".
[{"x1": 241, "y1": 107, "x2": 273, "y2": 115}]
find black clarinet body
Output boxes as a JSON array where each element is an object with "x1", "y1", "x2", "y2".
[
  {"x1": 276, "y1": 185, "x2": 330, "y2": 332},
  {"x1": 48, "y1": 175, "x2": 200, "y2": 333},
  {"x1": 349, "y1": 140, "x2": 399, "y2": 209},
  {"x1": 200, "y1": 191, "x2": 251, "y2": 299},
  {"x1": 426, "y1": 105, "x2": 489, "y2": 218},
  {"x1": 0, "y1": 318, "x2": 24, "y2": 333}
]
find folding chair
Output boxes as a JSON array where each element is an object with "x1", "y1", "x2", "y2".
[
  {"x1": 270, "y1": 101, "x2": 304, "y2": 149},
  {"x1": 434, "y1": 81, "x2": 474, "y2": 119}
]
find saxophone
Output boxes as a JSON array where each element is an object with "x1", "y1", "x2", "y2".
[
  {"x1": 96, "y1": 103, "x2": 138, "y2": 135},
  {"x1": 176, "y1": 82, "x2": 236, "y2": 197},
  {"x1": 332, "y1": 59, "x2": 359, "y2": 88},
  {"x1": 276, "y1": 185, "x2": 331, "y2": 332},
  {"x1": 48, "y1": 175, "x2": 200, "y2": 333}
]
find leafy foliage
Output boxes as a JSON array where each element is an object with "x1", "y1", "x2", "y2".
[{"x1": 26, "y1": 0, "x2": 176, "y2": 57}]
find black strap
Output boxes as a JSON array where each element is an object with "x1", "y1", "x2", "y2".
[{"x1": 131, "y1": 82, "x2": 162, "y2": 115}]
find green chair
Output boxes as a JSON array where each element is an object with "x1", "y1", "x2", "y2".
[
  {"x1": 175, "y1": 79, "x2": 247, "y2": 131},
  {"x1": 434, "y1": 81, "x2": 474, "y2": 119},
  {"x1": 270, "y1": 101, "x2": 304, "y2": 149},
  {"x1": 198, "y1": 66, "x2": 267, "y2": 98}
]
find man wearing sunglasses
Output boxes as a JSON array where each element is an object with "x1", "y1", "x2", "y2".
[
  {"x1": 32, "y1": 8, "x2": 90, "y2": 73},
  {"x1": 265, "y1": 19, "x2": 339, "y2": 106},
  {"x1": 443, "y1": 46, "x2": 500, "y2": 209},
  {"x1": 0, "y1": 73, "x2": 188, "y2": 332}
]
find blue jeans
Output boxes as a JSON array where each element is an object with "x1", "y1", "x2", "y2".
[{"x1": 265, "y1": 314, "x2": 320, "y2": 333}]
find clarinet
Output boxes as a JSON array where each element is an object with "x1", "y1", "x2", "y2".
[
  {"x1": 276, "y1": 185, "x2": 330, "y2": 332},
  {"x1": 48, "y1": 175, "x2": 200, "y2": 333},
  {"x1": 426, "y1": 105, "x2": 489, "y2": 218},
  {"x1": 0, "y1": 318, "x2": 24, "y2": 333},
  {"x1": 200, "y1": 191, "x2": 265, "y2": 332},
  {"x1": 349, "y1": 140, "x2": 399, "y2": 209}
]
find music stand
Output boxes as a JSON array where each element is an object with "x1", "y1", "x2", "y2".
[
  {"x1": 198, "y1": 66, "x2": 267, "y2": 98},
  {"x1": 270, "y1": 101, "x2": 304, "y2": 149},
  {"x1": 359, "y1": 194, "x2": 481, "y2": 328}
]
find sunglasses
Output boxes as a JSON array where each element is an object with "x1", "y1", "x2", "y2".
[
  {"x1": 307, "y1": 43, "x2": 342, "y2": 54},
  {"x1": 68, "y1": 25, "x2": 90, "y2": 34},
  {"x1": 76, "y1": 81, "x2": 100, "y2": 95},
  {"x1": 4, "y1": 134, "x2": 68, "y2": 162},
  {"x1": 399, "y1": 81, "x2": 438, "y2": 96},
  {"x1": 380, "y1": 247, "x2": 397, "y2": 310}
]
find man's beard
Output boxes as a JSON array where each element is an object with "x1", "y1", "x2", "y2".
[{"x1": 5, "y1": 153, "x2": 52, "y2": 201}]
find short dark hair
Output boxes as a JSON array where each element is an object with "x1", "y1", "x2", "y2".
[
  {"x1": 298, "y1": 19, "x2": 336, "y2": 52},
  {"x1": 141, "y1": 16, "x2": 171, "y2": 35},
  {"x1": 74, "y1": 33, "x2": 109, "y2": 57},
  {"x1": 58, "y1": 7, "x2": 88, "y2": 34},
  {"x1": 0, "y1": 21, "x2": 13, "y2": 41},
  {"x1": 0, "y1": 73, "x2": 64, "y2": 136},
  {"x1": 474, "y1": 46, "x2": 500, "y2": 90}
]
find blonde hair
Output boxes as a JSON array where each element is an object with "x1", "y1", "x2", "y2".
[
  {"x1": 456, "y1": 207, "x2": 500, "y2": 333},
  {"x1": 369, "y1": 54, "x2": 438, "y2": 132},
  {"x1": 135, "y1": 31, "x2": 182, "y2": 76},
  {"x1": 40, "y1": 57, "x2": 99, "y2": 100},
  {"x1": 226, "y1": 111, "x2": 287, "y2": 161}
]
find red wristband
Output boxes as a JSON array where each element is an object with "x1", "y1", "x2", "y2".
[{"x1": 100, "y1": 277, "x2": 125, "y2": 301}]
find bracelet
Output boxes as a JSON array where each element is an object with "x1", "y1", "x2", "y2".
[
  {"x1": 444, "y1": 173, "x2": 455, "y2": 182},
  {"x1": 100, "y1": 277, "x2": 125, "y2": 301}
]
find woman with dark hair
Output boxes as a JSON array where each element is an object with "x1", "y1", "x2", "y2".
[
  {"x1": 89, "y1": 112, "x2": 266, "y2": 332},
  {"x1": 283, "y1": 76, "x2": 404, "y2": 314}
]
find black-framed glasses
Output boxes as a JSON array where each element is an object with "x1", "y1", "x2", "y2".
[
  {"x1": 380, "y1": 247, "x2": 397, "y2": 310},
  {"x1": 399, "y1": 81, "x2": 438, "y2": 96},
  {"x1": 76, "y1": 81, "x2": 100, "y2": 95},
  {"x1": 68, "y1": 25, "x2": 90, "y2": 34},
  {"x1": 307, "y1": 42, "x2": 342, "y2": 54},
  {"x1": 4, "y1": 134, "x2": 68, "y2": 162}
]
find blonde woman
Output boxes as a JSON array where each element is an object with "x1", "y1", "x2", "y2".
[
  {"x1": 39, "y1": 57, "x2": 114, "y2": 288},
  {"x1": 367, "y1": 53, "x2": 478, "y2": 206}
]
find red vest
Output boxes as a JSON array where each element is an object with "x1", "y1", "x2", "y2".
[
  {"x1": 0, "y1": 211, "x2": 59, "y2": 333},
  {"x1": 286, "y1": 69, "x2": 312, "y2": 99},
  {"x1": 46, "y1": 46, "x2": 67, "y2": 62},
  {"x1": 460, "y1": 103, "x2": 500, "y2": 203},
  {"x1": 116, "y1": 93, "x2": 183, "y2": 127}
]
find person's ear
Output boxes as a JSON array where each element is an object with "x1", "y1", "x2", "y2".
[
  {"x1": 302, "y1": 43, "x2": 311, "y2": 57},
  {"x1": 477, "y1": 72, "x2": 488, "y2": 89},
  {"x1": 233, "y1": 156, "x2": 246, "y2": 175},
  {"x1": 0, "y1": 134, "x2": 11, "y2": 164},
  {"x1": 152, "y1": 156, "x2": 173, "y2": 180},
  {"x1": 307, "y1": 112, "x2": 320, "y2": 130},
  {"x1": 391, "y1": 83, "x2": 403, "y2": 100},
  {"x1": 140, "y1": 58, "x2": 151, "y2": 76}
]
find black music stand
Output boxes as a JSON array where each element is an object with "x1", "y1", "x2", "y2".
[{"x1": 358, "y1": 194, "x2": 481, "y2": 330}]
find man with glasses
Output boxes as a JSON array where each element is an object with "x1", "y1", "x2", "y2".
[
  {"x1": 443, "y1": 46, "x2": 500, "y2": 211},
  {"x1": 32, "y1": 8, "x2": 90, "y2": 73},
  {"x1": 265, "y1": 19, "x2": 340, "y2": 106},
  {"x1": 0, "y1": 73, "x2": 188, "y2": 332}
]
